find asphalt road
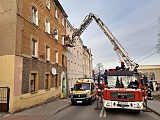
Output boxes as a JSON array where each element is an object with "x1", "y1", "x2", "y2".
[{"x1": 45, "y1": 100, "x2": 160, "y2": 120}]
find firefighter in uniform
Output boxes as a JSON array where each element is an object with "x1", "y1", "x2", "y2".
[{"x1": 147, "y1": 84, "x2": 153, "y2": 100}]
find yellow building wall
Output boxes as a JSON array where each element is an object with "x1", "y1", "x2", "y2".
[
  {"x1": 0, "y1": 55, "x2": 15, "y2": 113},
  {"x1": 13, "y1": 88, "x2": 61, "y2": 113},
  {"x1": 0, "y1": 55, "x2": 62, "y2": 113}
]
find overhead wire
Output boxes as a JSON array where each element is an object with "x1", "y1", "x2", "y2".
[
  {"x1": 134, "y1": 45, "x2": 157, "y2": 60},
  {"x1": 134, "y1": 42, "x2": 160, "y2": 63},
  {"x1": 137, "y1": 51, "x2": 157, "y2": 63}
]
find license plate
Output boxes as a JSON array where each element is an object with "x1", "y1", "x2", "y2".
[
  {"x1": 118, "y1": 102, "x2": 128, "y2": 105},
  {"x1": 77, "y1": 101, "x2": 82, "y2": 103}
]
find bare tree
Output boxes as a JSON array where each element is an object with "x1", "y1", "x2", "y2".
[
  {"x1": 94, "y1": 63, "x2": 104, "y2": 87},
  {"x1": 94, "y1": 63, "x2": 104, "y2": 75}
]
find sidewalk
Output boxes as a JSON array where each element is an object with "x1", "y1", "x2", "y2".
[
  {"x1": 144, "y1": 91, "x2": 160, "y2": 116},
  {"x1": 0, "y1": 98, "x2": 71, "y2": 120}
]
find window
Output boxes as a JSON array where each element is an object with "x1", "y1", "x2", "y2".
[
  {"x1": 62, "y1": 36, "x2": 65, "y2": 45},
  {"x1": 46, "y1": 0, "x2": 50, "y2": 10},
  {"x1": 32, "y1": 6, "x2": 38, "y2": 26},
  {"x1": 62, "y1": 54, "x2": 65, "y2": 66},
  {"x1": 62, "y1": 17, "x2": 64, "y2": 26},
  {"x1": 45, "y1": 19, "x2": 50, "y2": 34},
  {"x1": 55, "y1": 74, "x2": 58, "y2": 88},
  {"x1": 32, "y1": 39, "x2": 38, "y2": 57},
  {"x1": 45, "y1": 73, "x2": 50, "y2": 90},
  {"x1": 54, "y1": 28, "x2": 58, "y2": 40},
  {"x1": 46, "y1": 45, "x2": 50, "y2": 61},
  {"x1": 55, "y1": 9, "x2": 58, "y2": 19},
  {"x1": 55, "y1": 51, "x2": 58, "y2": 63},
  {"x1": 30, "y1": 72, "x2": 38, "y2": 93}
]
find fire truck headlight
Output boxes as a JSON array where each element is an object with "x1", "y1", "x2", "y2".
[{"x1": 105, "y1": 101, "x2": 111, "y2": 106}]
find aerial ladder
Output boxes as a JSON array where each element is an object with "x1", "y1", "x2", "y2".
[
  {"x1": 65, "y1": 13, "x2": 139, "y2": 71},
  {"x1": 65, "y1": 13, "x2": 148, "y2": 113}
]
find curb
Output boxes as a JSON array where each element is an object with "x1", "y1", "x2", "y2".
[
  {"x1": 0, "y1": 98, "x2": 71, "y2": 119},
  {"x1": 43, "y1": 103, "x2": 71, "y2": 120},
  {"x1": 0, "y1": 113, "x2": 10, "y2": 118},
  {"x1": 144, "y1": 106, "x2": 160, "y2": 116}
]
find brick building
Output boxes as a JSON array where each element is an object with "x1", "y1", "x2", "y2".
[{"x1": 0, "y1": 0, "x2": 67, "y2": 113}]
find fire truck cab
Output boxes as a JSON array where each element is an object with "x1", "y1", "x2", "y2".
[
  {"x1": 103, "y1": 69, "x2": 144, "y2": 114},
  {"x1": 71, "y1": 79, "x2": 96, "y2": 105}
]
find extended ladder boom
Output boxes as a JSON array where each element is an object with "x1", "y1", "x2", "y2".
[{"x1": 65, "y1": 13, "x2": 138, "y2": 71}]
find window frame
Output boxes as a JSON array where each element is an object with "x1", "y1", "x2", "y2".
[
  {"x1": 62, "y1": 54, "x2": 65, "y2": 66},
  {"x1": 46, "y1": 45, "x2": 50, "y2": 61},
  {"x1": 44, "y1": 73, "x2": 50, "y2": 90},
  {"x1": 32, "y1": 6, "x2": 38, "y2": 26},
  {"x1": 54, "y1": 28, "x2": 58, "y2": 40},
  {"x1": 55, "y1": 74, "x2": 59, "y2": 88},
  {"x1": 55, "y1": 51, "x2": 58, "y2": 63},
  {"x1": 62, "y1": 17, "x2": 64, "y2": 26},
  {"x1": 45, "y1": 19, "x2": 50, "y2": 34},
  {"x1": 62, "y1": 36, "x2": 65, "y2": 45},
  {"x1": 55, "y1": 8, "x2": 58, "y2": 19},
  {"x1": 31, "y1": 38, "x2": 38, "y2": 58},
  {"x1": 29, "y1": 71, "x2": 38, "y2": 93}
]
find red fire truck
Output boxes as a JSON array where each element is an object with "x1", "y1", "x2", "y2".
[{"x1": 103, "y1": 67, "x2": 145, "y2": 114}]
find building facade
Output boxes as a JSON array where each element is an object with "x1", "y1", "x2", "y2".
[
  {"x1": 0, "y1": 0, "x2": 67, "y2": 113},
  {"x1": 66, "y1": 20, "x2": 84, "y2": 94},
  {"x1": 138, "y1": 65, "x2": 160, "y2": 83},
  {"x1": 65, "y1": 20, "x2": 93, "y2": 95},
  {"x1": 83, "y1": 46, "x2": 93, "y2": 78}
]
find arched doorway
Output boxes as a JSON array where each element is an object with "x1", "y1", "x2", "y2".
[{"x1": 61, "y1": 71, "x2": 66, "y2": 98}]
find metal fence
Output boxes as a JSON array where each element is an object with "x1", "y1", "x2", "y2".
[{"x1": 0, "y1": 87, "x2": 10, "y2": 112}]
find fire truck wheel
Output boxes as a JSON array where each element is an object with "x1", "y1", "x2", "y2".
[{"x1": 135, "y1": 110, "x2": 140, "y2": 114}]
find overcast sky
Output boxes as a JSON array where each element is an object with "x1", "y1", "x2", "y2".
[{"x1": 59, "y1": 0, "x2": 160, "y2": 69}]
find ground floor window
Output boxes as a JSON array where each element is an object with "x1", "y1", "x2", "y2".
[
  {"x1": 55, "y1": 74, "x2": 59, "y2": 88},
  {"x1": 45, "y1": 73, "x2": 50, "y2": 90},
  {"x1": 30, "y1": 72, "x2": 38, "y2": 93}
]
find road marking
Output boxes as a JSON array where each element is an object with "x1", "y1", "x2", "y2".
[
  {"x1": 99, "y1": 106, "x2": 104, "y2": 117},
  {"x1": 103, "y1": 109, "x2": 106, "y2": 117},
  {"x1": 99, "y1": 106, "x2": 107, "y2": 117}
]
